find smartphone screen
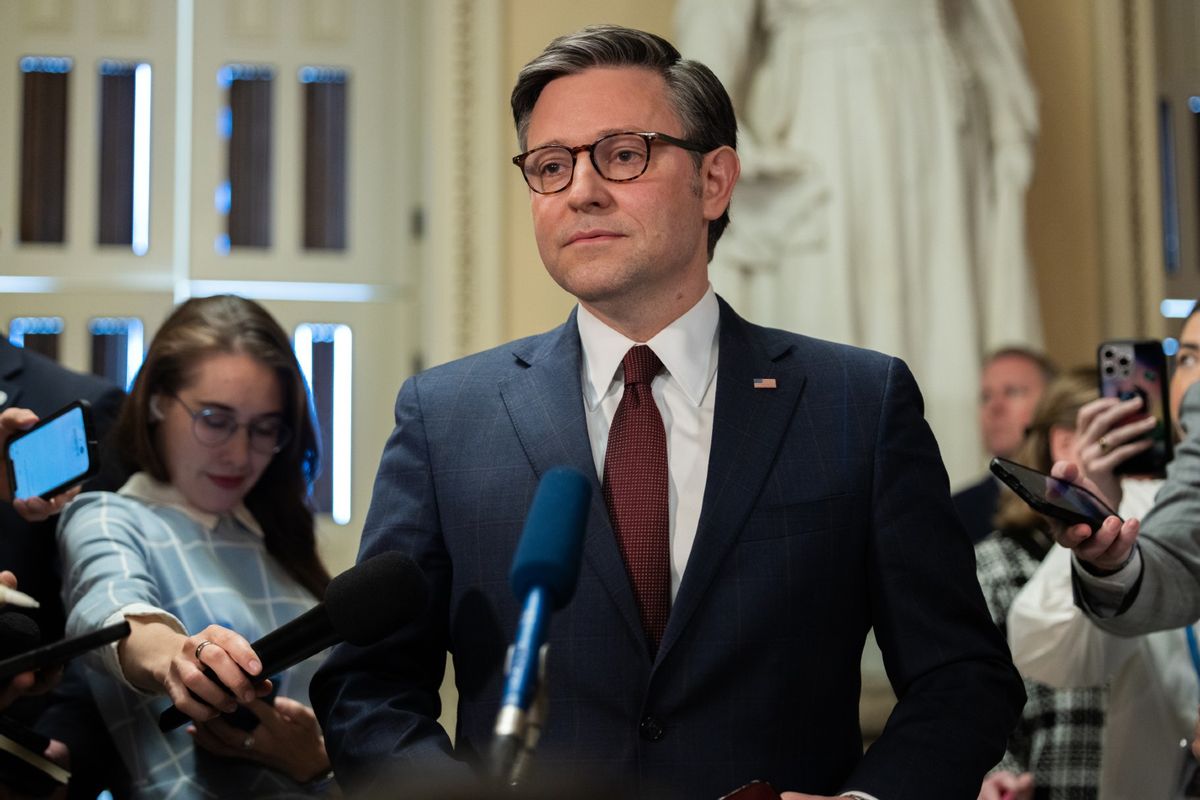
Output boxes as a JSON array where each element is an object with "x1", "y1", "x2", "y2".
[
  {"x1": 6, "y1": 403, "x2": 94, "y2": 500},
  {"x1": 1098, "y1": 340, "x2": 1172, "y2": 475},
  {"x1": 990, "y1": 457, "x2": 1118, "y2": 531}
]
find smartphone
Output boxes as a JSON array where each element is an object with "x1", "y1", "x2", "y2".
[
  {"x1": 990, "y1": 457, "x2": 1119, "y2": 532},
  {"x1": 4, "y1": 400, "x2": 98, "y2": 501},
  {"x1": 1097, "y1": 340, "x2": 1173, "y2": 476},
  {"x1": 0, "y1": 619, "x2": 130, "y2": 682}
]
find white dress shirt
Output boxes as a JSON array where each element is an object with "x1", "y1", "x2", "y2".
[{"x1": 577, "y1": 287, "x2": 719, "y2": 600}]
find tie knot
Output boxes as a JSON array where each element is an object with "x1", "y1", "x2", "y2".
[{"x1": 622, "y1": 345, "x2": 662, "y2": 386}]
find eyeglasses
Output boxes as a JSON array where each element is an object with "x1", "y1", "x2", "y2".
[
  {"x1": 170, "y1": 395, "x2": 292, "y2": 455},
  {"x1": 512, "y1": 131, "x2": 710, "y2": 195}
]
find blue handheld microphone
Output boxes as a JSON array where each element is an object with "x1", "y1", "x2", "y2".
[{"x1": 491, "y1": 467, "x2": 591, "y2": 784}]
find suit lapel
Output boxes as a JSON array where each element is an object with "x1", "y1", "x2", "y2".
[
  {"x1": 498, "y1": 312, "x2": 647, "y2": 651},
  {"x1": 658, "y1": 300, "x2": 807, "y2": 659}
]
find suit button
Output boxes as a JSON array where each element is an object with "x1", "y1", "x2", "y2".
[{"x1": 639, "y1": 715, "x2": 665, "y2": 742}]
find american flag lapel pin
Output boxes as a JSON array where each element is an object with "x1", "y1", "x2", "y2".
[{"x1": 753, "y1": 377, "x2": 777, "y2": 390}]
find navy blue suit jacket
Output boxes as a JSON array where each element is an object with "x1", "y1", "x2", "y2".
[{"x1": 312, "y1": 300, "x2": 1023, "y2": 799}]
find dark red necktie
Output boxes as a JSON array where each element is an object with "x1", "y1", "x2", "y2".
[{"x1": 603, "y1": 345, "x2": 670, "y2": 651}]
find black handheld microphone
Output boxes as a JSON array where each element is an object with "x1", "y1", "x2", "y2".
[
  {"x1": 0, "y1": 613, "x2": 41, "y2": 661},
  {"x1": 491, "y1": 467, "x2": 591, "y2": 784},
  {"x1": 158, "y1": 551, "x2": 428, "y2": 731}
]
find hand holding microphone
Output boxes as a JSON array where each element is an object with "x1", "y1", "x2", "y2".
[{"x1": 158, "y1": 551, "x2": 429, "y2": 731}]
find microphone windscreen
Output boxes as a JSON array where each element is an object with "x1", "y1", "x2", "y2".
[
  {"x1": 0, "y1": 613, "x2": 40, "y2": 661},
  {"x1": 510, "y1": 467, "x2": 591, "y2": 609},
  {"x1": 325, "y1": 551, "x2": 429, "y2": 646}
]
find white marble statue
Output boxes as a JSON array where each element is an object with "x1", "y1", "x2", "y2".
[{"x1": 676, "y1": 0, "x2": 1041, "y2": 485}]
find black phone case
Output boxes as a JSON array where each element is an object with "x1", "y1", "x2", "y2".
[
  {"x1": 1097, "y1": 340, "x2": 1173, "y2": 476},
  {"x1": 4, "y1": 399, "x2": 99, "y2": 500},
  {"x1": 989, "y1": 457, "x2": 1118, "y2": 532}
]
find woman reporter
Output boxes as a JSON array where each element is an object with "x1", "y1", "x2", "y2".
[{"x1": 57, "y1": 295, "x2": 335, "y2": 798}]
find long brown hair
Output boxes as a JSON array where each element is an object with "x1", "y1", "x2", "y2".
[
  {"x1": 993, "y1": 372, "x2": 1097, "y2": 534},
  {"x1": 114, "y1": 295, "x2": 330, "y2": 597}
]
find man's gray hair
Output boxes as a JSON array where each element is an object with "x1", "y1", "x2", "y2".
[{"x1": 511, "y1": 24, "x2": 736, "y2": 260}]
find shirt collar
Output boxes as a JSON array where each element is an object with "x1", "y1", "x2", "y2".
[
  {"x1": 118, "y1": 472, "x2": 265, "y2": 538},
  {"x1": 577, "y1": 286, "x2": 720, "y2": 410}
]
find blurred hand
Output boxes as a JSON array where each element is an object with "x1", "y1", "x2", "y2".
[
  {"x1": 1074, "y1": 395, "x2": 1155, "y2": 505},
  {"x1": 1049, "y1": 461, "x2": 1140, "y2": 572},
  {"x1": 0, "y1": 737, "x2": 69, "y2": 799},
  {"x1": 189, "y1": 697, "x2": 331, "y2": 783},
  {"x1": 0, "y1": 407, "x2": 84, "y2": 522},
  {"x1": 0, "y1": 571, "x2": 61, "y2": 710},
  {"x1": 1192, "y1": 708, "x2": 1200, "y2": 761},
  {"x1": 0, "y1": 666, "x2": 63, "y2": 712},
  {"x1": 978, "y1": 770, "x2": 1034, "y2": 800}
]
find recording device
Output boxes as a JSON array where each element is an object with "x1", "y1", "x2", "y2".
[
  {"x1": 491, "y1": 467, "x2": 591, "y2": 786},
  {"x1": 990, "y1": 457, "x2": 1119, "y2": 532},
  {"x1": 1097, "y1": 340, "x2": 1173, "y2": 476},
  {"x1": 158, "y1": 550, "x2": 429, "y2": 731},
  {"x1": 0, "y1": 620, "x2": 130, "y2": 682},
  {"x1": 4, "y1": 400, "x2": 98, "y2": 501}
]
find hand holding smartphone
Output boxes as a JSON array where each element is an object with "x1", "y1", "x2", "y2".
[
  {"x1": 3, "y1": 400, "x2": 98, "y2": 502},
  {"x1": 990, "y1": 457, "x2": 1120, "y2": 532},
  {"x1": 1097, "y1": 340, "x2": 1172, "y2": 476}
]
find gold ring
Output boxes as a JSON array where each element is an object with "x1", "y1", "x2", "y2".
[
  {"x1": 241, "y1": 735, "x2": 254, "y2": 750},
  {"x1": 194, "y1": 640, "x2": 214, "y2": 662},
  {"x1": 1099, "y1": 436, "x2": 1110, "y2": 453}
]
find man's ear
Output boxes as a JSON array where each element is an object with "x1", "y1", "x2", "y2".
[{"x1": 700, "y1": 145, "x2": 740, "y2": 223}]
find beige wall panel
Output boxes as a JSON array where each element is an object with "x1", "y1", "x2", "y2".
[
  {"x1": 1011, "y1": 0, "x2": 1102, "y2": 371},
  {"x1": 188, "y1": 0, "x2": 419, "y2": 288},
  {"x1": 0, "y1": 0, "x2": 178, "y2": 278},
  {"x1": 0, "y1": 291, "x2": 174, "y2": 375}
]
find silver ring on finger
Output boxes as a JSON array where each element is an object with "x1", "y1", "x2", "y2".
[
  {"x1": 194, "y1": 640, "x2": 214, "y2": 662},
  {"x1": 242, "y1": 734, "x2": 254, "y2": 750}
]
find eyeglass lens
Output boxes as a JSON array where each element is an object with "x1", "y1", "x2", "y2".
[
  {"x1": 522, "y1": 133, "x2": 651, "y2": 193},
  {"x1": 190, "y1": 407, "x2": 290, "y2": 454}
]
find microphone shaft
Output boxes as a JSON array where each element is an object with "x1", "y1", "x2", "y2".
[
  {"x1": 500, "y1": 587, "x2": 549, "y2": 714},
  {"x1": 491, "y1": 587, "x2": 549, "y2": 782}
]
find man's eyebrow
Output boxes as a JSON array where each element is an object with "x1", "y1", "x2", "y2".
[
  {"x1": 1179, "y1": 342, "x2": 1200, "y2": 351},
  {"x1": 527, "y1": 128, "x2": 644, "y2": 149}
]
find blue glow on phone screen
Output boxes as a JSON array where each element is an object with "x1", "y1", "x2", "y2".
[{"x1": 9, "y1": 407, "x2": 88, "y2": 500}]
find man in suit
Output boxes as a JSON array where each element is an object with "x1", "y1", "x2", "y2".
[
  {"x1": 953, "y1": 347, "x2": 1056, "y2": 542},
  {"x1": 312, "y1": 25, "x2": 1024, "y2": 800},
  {"x1": 0, "y1": 335, "x2": 130, "y2": 798}
]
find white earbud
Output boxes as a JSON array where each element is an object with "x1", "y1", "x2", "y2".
[{"x1": 149, "y1": 396, "x2": 164, "y2": 422}]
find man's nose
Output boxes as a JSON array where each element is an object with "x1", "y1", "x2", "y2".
[{"x1": 565, "y1": 153, "x2": 611, "y2": 207}]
